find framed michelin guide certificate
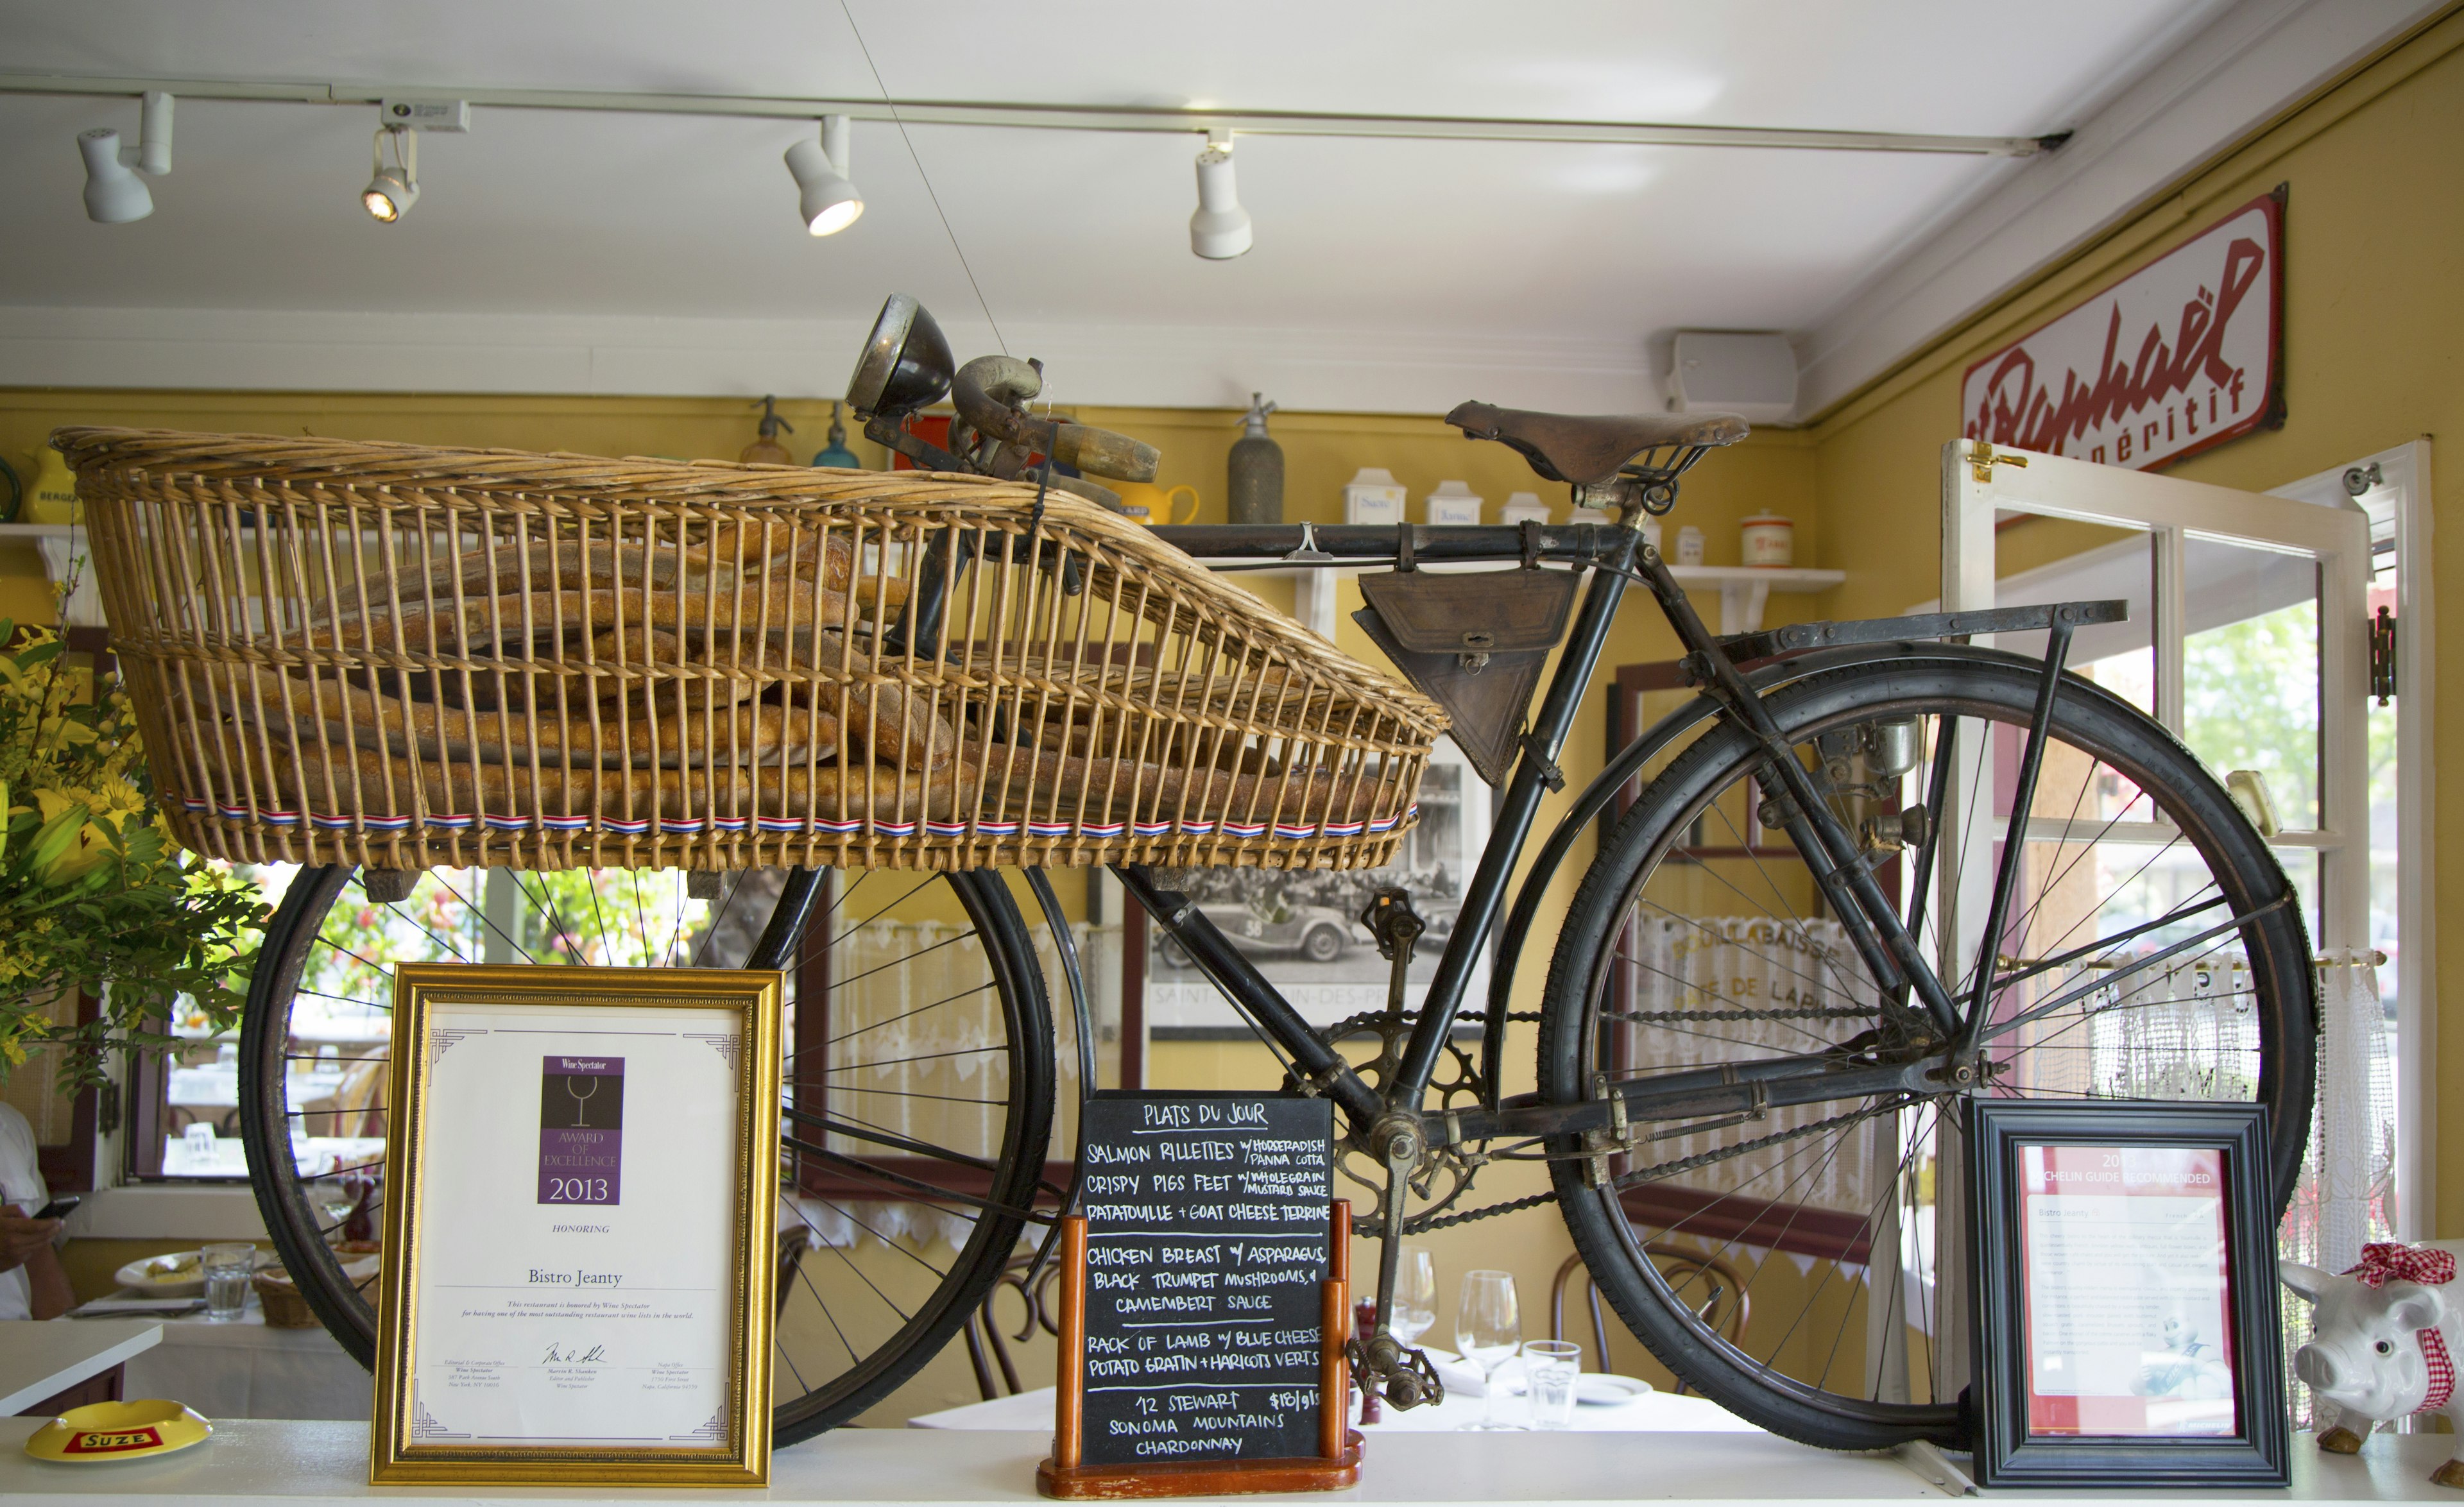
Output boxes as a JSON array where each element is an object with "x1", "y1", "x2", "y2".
[
  {"x1": 1966, "y1": 1100, "x2": 2286, "y2": 1490},
  {"x1": 370, "y1": 964, "x2": 780, "y2": 1486}
]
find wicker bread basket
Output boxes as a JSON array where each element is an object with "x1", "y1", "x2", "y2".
[{"x1": 54, "y1": 427, "x2": 1444, "y2": 874}]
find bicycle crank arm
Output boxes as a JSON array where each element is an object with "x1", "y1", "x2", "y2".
[
  {"x1": 1440, "y1": 1058, "x2": 1935, "y2": 1147},
  {"x1": 1354, "y1": 1123, "x2": 1446, "y2": 1411}
]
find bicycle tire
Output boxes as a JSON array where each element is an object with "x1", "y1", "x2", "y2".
[
  {"x1": 238, "y1": 863, "x2": 1055, "y2": 1446},
  {"x1": 1539, "y1": 651, "x2": 2315, "y2": 1451}
]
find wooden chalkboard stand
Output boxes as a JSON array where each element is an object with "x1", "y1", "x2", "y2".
[{"x1": 1037, "y1": 1202, "x2": 1361, "y2": 1499}]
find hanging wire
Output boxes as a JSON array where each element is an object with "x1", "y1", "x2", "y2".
[{"x1": 834, "y1": 0, "x2": 1011, "y2": 357}]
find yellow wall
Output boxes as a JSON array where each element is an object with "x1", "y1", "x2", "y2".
[{"x1": 1808, "y1": 6, "x2": 2464, "y2": 1230}]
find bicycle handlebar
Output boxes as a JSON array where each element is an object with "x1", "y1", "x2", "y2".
[{"x1": 952, "y1": 354, "x2": 1160, "y2": 485}]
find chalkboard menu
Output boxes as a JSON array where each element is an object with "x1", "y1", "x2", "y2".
[{"x1": 1076, "y1": 1092, "x2": 1335, "y2": 1467}]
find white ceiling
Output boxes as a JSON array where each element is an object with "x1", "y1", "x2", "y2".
[{"x1": 0, "y1": 0, "x2": 2418, "y2": 414}]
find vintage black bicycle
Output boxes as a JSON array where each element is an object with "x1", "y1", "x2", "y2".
[{"x1": 241, "y1": 293, "x2": 2313, "y2": 1452}]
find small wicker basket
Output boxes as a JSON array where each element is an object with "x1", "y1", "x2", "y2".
[{"x1": 55, "y1": 427, "x2": 1444, "y2": 875}]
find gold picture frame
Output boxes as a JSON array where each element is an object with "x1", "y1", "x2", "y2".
[{"x1": 370, "y1": 964, "x2": 780, "y2": 1487}]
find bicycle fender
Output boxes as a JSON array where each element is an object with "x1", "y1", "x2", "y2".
[{"x1": 1479, "y1": 640, "x2": 2040, "y2": 1101}]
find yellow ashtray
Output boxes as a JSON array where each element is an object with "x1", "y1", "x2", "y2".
[{"x1": 24, "y1": 1399, "x2": 212, "y2": 1463}]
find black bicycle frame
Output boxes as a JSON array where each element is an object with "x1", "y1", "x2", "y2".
[{"x1": 1121, "y1": 519, "x2": 2131, "y2": 1156}]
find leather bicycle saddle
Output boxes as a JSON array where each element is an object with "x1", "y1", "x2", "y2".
[{"x1": 1446, "y1": 402, "x2": 1749, "y2": 487}]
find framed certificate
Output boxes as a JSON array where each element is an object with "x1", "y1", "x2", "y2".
[
  {"x1": 1967, "y1": 1100, "x2": 2287, "y2": 1489},
  {"x1": 370, "y1": 964, "x2": 781, "y2": 1486}
]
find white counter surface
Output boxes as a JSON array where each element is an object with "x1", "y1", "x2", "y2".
[
  {"x1": 3, "y1": 1419, "x2": 2462, "y2": 1505},
  {"x1": 0, "y1": 1320, "x2": 162, "y2": 1416}
]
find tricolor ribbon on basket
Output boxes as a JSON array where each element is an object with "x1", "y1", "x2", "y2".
[
  {"x1": 182, "y1": 796, "x2": 1418, "y2": 844},
  {"x1": 2343, "y1": 1242, "x2": 2458, "y2": 1413}
]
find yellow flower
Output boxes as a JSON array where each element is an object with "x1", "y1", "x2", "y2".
[{"x1": 30, "y1": 788, "x2": 114, "y2": 882}]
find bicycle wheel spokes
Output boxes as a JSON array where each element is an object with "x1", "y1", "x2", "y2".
[
  {"x1": 243, "y1": 862, "x2": 1054, "y2": 1447},
  {"x1": 771, "y1": 871, "x2": 1044, "y2": 1433},
  {"x1": 1544, "y1": 658, "x2": 2311, "y2": 1451}
]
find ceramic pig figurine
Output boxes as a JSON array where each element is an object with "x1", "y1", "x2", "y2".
[{"x1": 2280, "y1": 1241, "x2": 2464, "y2": 1486}]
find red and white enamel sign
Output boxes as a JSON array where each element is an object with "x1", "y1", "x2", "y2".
[{"x1": 1962, "y1": 192, "x2": 2284, "y2": 471}]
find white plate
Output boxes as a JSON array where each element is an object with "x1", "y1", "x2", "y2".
[
  {"x1": 1575, "y1": 1373, "x2": 1654, "y2": 1406},
  {"x1": 115, "y1": 1247, "x2": 274, "y2": 1298}
]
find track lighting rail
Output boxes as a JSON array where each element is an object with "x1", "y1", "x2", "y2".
[{"x1": 0, "y1": 72, "x2": 2067, "y2": 157}]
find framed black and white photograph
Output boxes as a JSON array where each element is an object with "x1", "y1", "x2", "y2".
[
  {"x1": 1967, "y1": 1099, "x2": 2288, "y2": 1490},
  {"x1": 1144, "y1": 738, "x2": 1487, "y2": 1037}
]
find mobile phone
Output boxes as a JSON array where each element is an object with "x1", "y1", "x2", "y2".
[{"x1": 31, "y1": 1195, "x2": 80, "y2": 1221}]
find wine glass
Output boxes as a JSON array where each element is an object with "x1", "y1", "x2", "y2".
[
  {"x1": 1454, "y1": 1268, "x2": 1523, "y2": 1429},
  {"x1": 1390, "y1": 1247, "x2": 1437, "y2": 1349}
]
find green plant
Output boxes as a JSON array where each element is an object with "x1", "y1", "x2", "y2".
[{"x1": 0, "y1": 622, "x2": 262, "y2": 1089}]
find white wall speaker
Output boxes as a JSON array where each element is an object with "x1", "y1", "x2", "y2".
[{"x1": 1668, "y1": 331, "x2": 1799, "y2": 424}]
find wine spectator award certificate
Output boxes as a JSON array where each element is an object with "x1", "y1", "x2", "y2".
[{"x1": 372, "y1": 966, "x2": 780, "y2": 1487}]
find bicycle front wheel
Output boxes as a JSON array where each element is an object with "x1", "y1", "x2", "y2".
[
  {"x1": 1540, "y1": 651, "x2": 2314, "y2": 1451},
  {"x1": 237, "y1": 862, "x2": 1054, "y2": 1445}
]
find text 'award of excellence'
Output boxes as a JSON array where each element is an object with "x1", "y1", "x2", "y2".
[{"x1": 371, "y1": 964, "x2": 780, "y2": 1487}]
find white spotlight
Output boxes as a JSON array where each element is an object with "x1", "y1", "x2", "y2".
[
  {"x1": 785, "y1": 115, "x2": 863, "y2": 236},
  {"x1": 76, "y1": 90, "x2": 173, "y2": 225},
  {"x1": 1189, "y1": 130, "x2": 1251, "y2": 260},
  {"x1": 363, "y1": 125, "x2": 419, "y2": 222},
  {"x1": 79, "y1": 130, "x2": 151, "y2": 223}
]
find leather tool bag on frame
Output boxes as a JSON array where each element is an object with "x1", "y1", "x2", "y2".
[{"x1": 1354, "y1": 526, "x2": 1578, "y2": 787}]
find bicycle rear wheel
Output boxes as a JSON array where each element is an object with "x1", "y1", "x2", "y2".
[
  {"x1": 238, "y1": 862, "x2": 1054, "y2": 1444},
  {"x1": 1540, "y1": 651, "x2": 2314, "y2": 1450}
]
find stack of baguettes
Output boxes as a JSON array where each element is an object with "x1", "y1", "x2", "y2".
[{"x1": 54, "y1": 427, "x2": 1445, "y2": 874}]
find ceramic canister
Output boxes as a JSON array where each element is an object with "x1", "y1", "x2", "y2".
[
  {"x1": 1674, "y1": 525, "x2": 1706, "y2": 566},
  {"x1": 1344, "y1": 467, "x2": 1407, "y2": 527},
  {"x1": 1740, "y1": 512, "x2": 1795, "y2": 567},
  {"x1": 1425, "y1": 479, "x2": 1482, "y2": 527}
]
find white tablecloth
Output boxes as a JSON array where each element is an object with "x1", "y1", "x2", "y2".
[
  {"x1": 116, "y1": 1295, "x2": 370, "y2": 1421},
  {"x1": 910, "y1": 1380, "x2": 1763, "y2": 1434}
]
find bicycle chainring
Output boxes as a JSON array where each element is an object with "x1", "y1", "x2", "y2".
[{"x1": 1305, "y1": 1009, "x2": 1490, "y2": 1231}]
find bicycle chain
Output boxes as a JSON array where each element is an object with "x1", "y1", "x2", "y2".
[
  {"x1": 1612, "y1": 1097, "x2": 1907, "y2": 1188},
  {"x1": 1384, "y1": 1095, "x2": 1913, "y2": 1237},
  {"x1": 1329, "y1": 1000, "x2": 1902, "y2": 1236},
  {"x1": 1399, "y1": 1189, "x2": 1558, "y2": 1234},
  {"x1": 1604, "y1": 1005, "x2": 1878, "y2": 1025}
]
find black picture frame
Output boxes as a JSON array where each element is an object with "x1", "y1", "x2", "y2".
[{"x1": 1967, "y1": 1100, "x2": 2288, "y2": 1489}]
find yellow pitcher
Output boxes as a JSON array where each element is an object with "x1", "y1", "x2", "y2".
[{"x1": 1111, "y1": 482, "x2": 1199, "y2": 527}]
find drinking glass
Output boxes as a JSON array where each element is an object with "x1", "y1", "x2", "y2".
[
  {"x1": 1454, "y1": 1268, "x2": 1523, "y2": 1429},
  {"x1": 1523, "y1": 1340, "x2": 1580, "y2": 1429},
  {"x1": 201, "y1": 1242, "x2": 255, "y2": 1322},
  {"x1": 1390, "y1": 1247, "x2": 1437, "y2": 1349}
]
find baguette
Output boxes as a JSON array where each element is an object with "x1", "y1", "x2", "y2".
[
  {"x1": 305, "y1": 579, "x2": 847, "y2": 653},
  {"x1": 234, "y1": 674, "x2": 841, "y2": 771},
  {"x1": 346, "y1": 527, "x2": 856, "y2": 607},
  {"x1": 967, "y1": 743, "x2": 1389, "y2": 828},
  {"x1": 241, "y1": 739, "x2": 964, "y2": 823}
]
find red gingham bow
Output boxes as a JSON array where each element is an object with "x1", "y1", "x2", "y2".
[{"x1": 2346, "y1": 1243, "x2": 2458, "y2": 1289}]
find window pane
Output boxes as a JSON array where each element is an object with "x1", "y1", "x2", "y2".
[{"x1": 2182, "y1": 540, "x2": 2319, "y2": 831}]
